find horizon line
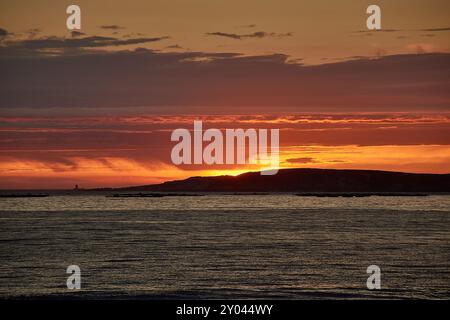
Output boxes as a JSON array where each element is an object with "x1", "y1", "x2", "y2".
[{"x1": 1, "y1": 167, "x2": 449, "y2": 191}]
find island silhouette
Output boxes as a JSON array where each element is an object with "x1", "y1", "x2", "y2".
[{"x1": 99, "y1": 168, "x2": 450, "y2": 193}]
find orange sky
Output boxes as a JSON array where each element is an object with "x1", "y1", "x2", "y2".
[
  {"x1": 0, "y1": 1, "x2": 449, "y2": 188},
  {"x1": 1, "y1": 113, "x2": 449, "y2": 188},
  {"x1": 1, "y1": 0, "x2": 450, "y2": 64}
]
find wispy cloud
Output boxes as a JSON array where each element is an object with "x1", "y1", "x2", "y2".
[
  {"x1": 286, "y1": 157, "x2": 318, "y2": 164},
  {"x1": 352, "y1": 29, "x2": 403, "y2": 34},
  {"x1": 419, "y1": 27, "x2": 450, "y2": 32},
  {"x1": 352, "y1": 26, "x2": 450, "y2": 36},
  {"x1": 0, "y1": 34, "x2": 170, "y2": 56},
  {"x1": 99, "y1": 25, "x2": 125, "y2": 30},
  {"x1": 166, "y1": 44, "x2": 183, "y2": 49},
  {"x1": 236, "y1": 24, "x2": 257, "y2": 29},
  {"x1": 206, "y1": 31, "x2": 292, "y2": 40},
  {"x1": 71, "y1": 31, "x2": 86, "y2": 38}
]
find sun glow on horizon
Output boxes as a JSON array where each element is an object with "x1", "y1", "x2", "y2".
[{"x1": 1, "y1": 144, "x2": 449, "y2": 189}]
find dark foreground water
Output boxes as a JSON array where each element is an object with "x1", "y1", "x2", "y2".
[{"x1": 0, "y1": 195, "x2": 449, "y2": 299}]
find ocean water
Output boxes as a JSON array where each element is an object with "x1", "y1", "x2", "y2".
[{"x1": 0, "y1": 194, "x2": 449, "y2": 299}]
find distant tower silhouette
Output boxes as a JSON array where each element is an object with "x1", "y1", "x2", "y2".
[{"x1": 74, "y1": 184, "x2": 79, "y2": 190}]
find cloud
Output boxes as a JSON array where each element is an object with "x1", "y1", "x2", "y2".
[
  {"x1": 2, "y1": 112, "x2": 449, "y2": 188},
  {"x1": 0, "y1": 35, "x2": 170, "y2": 56},
  {"x1": 123, "y1": 33, "x2": 144, "y2": 38},
  {"x1": 353, "y1": 26, "x2": 450, "y2": 36},
  {"x1": 0, "y1": 28, "x2": 9, "y2": 38},
  {"x1": 0, "y1": 45, "x2": 448, "y2": 112},
  {"x1": 419, "y1": 27, "x2": 450, "y2": 32},
  {"x1": 99, "y1": 25, "x2": 125, "y2": 30},
  {"x1": 206, "y1": 31, "x2": 292, "y2": 40},
  {"x1": 207, "y1": 32, "x2": 241, "y2": 39},
  {"x1": 373, "y1": 29, "x2": 402, "y2": 32},
  {"x1": 166, "y1": 44, "x2": 183, "y2": 49},
  {"x1": 236, "y1": 24, "x2": 256, "y2": 28},
  {"x1": 352, "y1": 29, "x2": 403, "y2": 35},
  {"x1": 24, "y1": 35, "x2": 168, "y2": 48},
  {"x1": 71, "y1": 31, "x2": 86, "y2": 38},
  {"x1": 24, "y1": 28, "x2": 41, "y2": 38},
  {"x1": 286, "y1": 157, "x2": 318, "y2": 164}
]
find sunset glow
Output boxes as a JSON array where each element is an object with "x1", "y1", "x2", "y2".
[{"x1": 1, "y1": 0, "x2": 449, "y2": 189}]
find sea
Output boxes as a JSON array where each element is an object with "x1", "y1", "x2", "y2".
[{"x1": 0, "y1": 193, "x2": 449, "y2": 299}]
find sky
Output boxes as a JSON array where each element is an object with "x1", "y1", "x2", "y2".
[{"x1": 0, "y1": 0, "x2": 449, "y2": 189}]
